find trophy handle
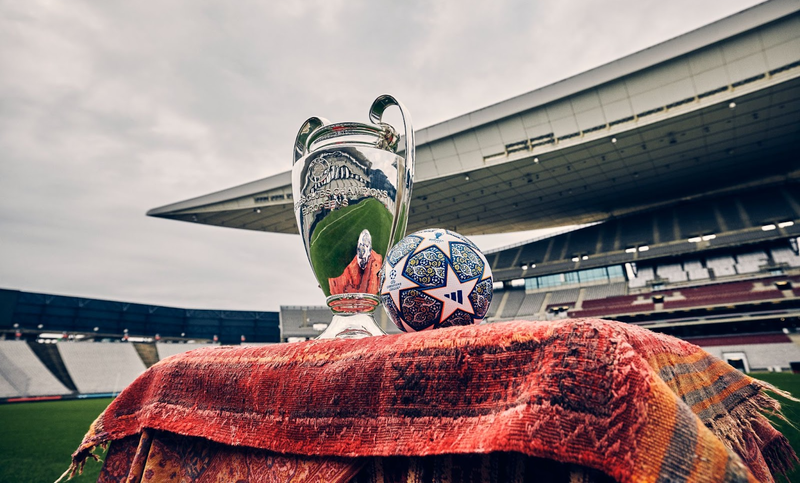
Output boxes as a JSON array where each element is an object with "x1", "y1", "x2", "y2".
[
  {"x1": 369, "y1": 95, "x2": 415, "y2": 245},
  {"x1": 293, "y1": 116, "x2": 330, "y2": 165}
]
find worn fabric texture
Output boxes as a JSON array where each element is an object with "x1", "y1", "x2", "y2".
[
  {"x1": 98, "y1": 433, "x2": 615, "y2": 483},
  {"x1": 98, "y1": 429, "x2": 363, "y2": 482},
  {"x1": 66, "y1": 319, "x2": 797, "y2": 483}
]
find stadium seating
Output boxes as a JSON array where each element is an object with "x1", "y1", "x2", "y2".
[
  {"x1": 500, "y1": 290, "x2": 526, "y2": 318},
  {"x1": 700, "y1": 342, "x2": 800, "y2": 371},
  {"x1": 686, "y1": 268, "x2": 710, "y2": 281},
  {"x1": 772, "y1": 247, "x2": 800, "y2": 268},
  {"x1": 0, "y1": 341, "x2": 71, "y2": 398},
  {"x1": 548, "y1": 288, "x2": 580, "y2": 305},
  {"x1": 487, "y1": 188, "x2": 800, "y2": 272},
  {"x1": 629, "y1": 266, "x2": 654, "y2": 289},
  {"x1": 156, "y1": 342, "x2": 213, "y2": 361},
  {"x1": 663, "y1": 280, "x2": 783, "y2": 310},
  {"x1": 58, "y1": 342, "x2": 146, "y2": 394},
  {"x1": 517, "y1": 292, "x2": 546, "y2": 317},
  {"x1": 569, "y1": 293, "x2": 655, "y2": 318},
  {"x1": 0, "y1": 371, "x2": 17, "y2": 398},
  {"x1": 583, "y1": 282, "x2": 627, "y2": 301},
  {"x1": 706, "y1": 256, "x2": 737, "y2": 277},
  {"x1": 656, "y1": 263, "x2": 688, "y2": 283},
  {"x1": 735, "y1": 251, "x2": 768, "y2": 274}
]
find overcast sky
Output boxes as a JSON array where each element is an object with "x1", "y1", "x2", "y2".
[{"x1": 0, "y1": 0, "x2": 765, "y2": 311}]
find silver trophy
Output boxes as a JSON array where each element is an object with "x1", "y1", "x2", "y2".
[{"x1": 292, "y1": 95, "x2": 414, "y2": 339}]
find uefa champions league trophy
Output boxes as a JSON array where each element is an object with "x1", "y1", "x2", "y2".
[{"x1": 292, "y1": 95, "x2": 414, "y2": 339}]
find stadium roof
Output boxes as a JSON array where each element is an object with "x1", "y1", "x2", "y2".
[
  {"x1": 486, "y1": 182, "x2": 800, "y2": 281},
  {"x1": 148, "y1": 0, "x2": 800, "y2": 236}
]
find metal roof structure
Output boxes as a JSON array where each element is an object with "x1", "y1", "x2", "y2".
[{"x1": 148, "y1": 0, "x2": 800, "y2": 238}]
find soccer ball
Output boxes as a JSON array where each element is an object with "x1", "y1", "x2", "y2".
[{"x1": 380, "y1": 228, "x2": 493, "y2": 332}]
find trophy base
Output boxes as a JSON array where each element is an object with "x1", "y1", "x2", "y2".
[
  {"x1": 316, "y1": 312, "x2": 387, "y2": 339},
  {"x1": 317, "y1": 293, "x2": 386, "y2": 339}
]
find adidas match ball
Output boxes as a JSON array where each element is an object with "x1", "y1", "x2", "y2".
[{"x1": 380, "y1": 228, "x2": 493, "y2": 332}]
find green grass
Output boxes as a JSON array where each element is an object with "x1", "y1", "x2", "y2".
[
  {"x1": 748, "y1": 373, "x2": 800, "y2": 483},
  {"x1": 0, "y1": 375, "x2": 798, "y2": 482},
  {"x1": 0, "y1": 398, "x2": 111, "y2": 483},
  {"x1": 309, "y1": 198, "x2": 392, "y2": 295}
]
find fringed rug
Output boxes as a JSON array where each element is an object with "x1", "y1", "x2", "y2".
[{"x1": 63, "y1": 319, "x2": 798, "y2": 482}]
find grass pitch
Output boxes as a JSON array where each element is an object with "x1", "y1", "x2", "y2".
[
  {"x1": 0, "y1": 398, "x2": 111, "y2": 482},
  {"x1": 0, "y1": 374, "x2": 797, "y2": 482},
  {"x1": 750, "y1": 373, "x2": 800, "y2": 483}
]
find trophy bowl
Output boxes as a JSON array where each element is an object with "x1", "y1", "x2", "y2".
[{"x1": 292, "y1": 95, "x2": 414, "y2": 339}]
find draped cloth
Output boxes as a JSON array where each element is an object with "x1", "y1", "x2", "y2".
[{"x1": 64, "y1": 319, "x2": 797, "y2": 483}]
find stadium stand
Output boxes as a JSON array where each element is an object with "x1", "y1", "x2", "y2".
[
  {"x1": 735, "y1": 251, "x2": 768, "y2": 274},
  {"x1": 772, "y1": 247, "x2": 800, "y2": 267},
  {"x1": 517, "y1": 292, "x2": 547, "y2": 316},
  {"x1": 58, "y1": 342, "x2": 146, "y2": 394},
  {"x1": 548, "y1": 288, "x2": 580, "y2": 306},
  {"x1": 683, "y1": 260, "x2": 710, "y2": 281},
  {"x1": 689, "y1": 333, "x2": 800, "y2": 371},
  {"x1": 569, "y1": 294, "x2": 655, "y2": 318},
  {"x1": 489, "y1": 186, "x2": 800, "y2": 278},
  {"x1": 156, "y1": 342, "x2": 214, "y2": 361},
  {"x1": 629, "y1": 266, "x2": 655, "y2": 289},
  {"x1": 582, "y1": 282, "x2": 627, "y2": 301},
  {"x1": 27, "y1": 341, "x2": 76, "y2": 390},
  {"x1": 706, "y1": 255, "x2": 737, "y2": 277},
  {"x1": 0, "y1": 340, "x2": 70, "y2": 398},
  {"x1": 133, "y1": 343, "x2": 159, "y2": 368},
  {"x1": 0, "y1": 370, "x2": 17, "y2": 398},
  {"x1": 0, "y1": 288, "x2": 280, "y2": 346},
  {"x1": 500, "y1": 290, "x2": 526, "y2": 318},
  {"x1": 656, "y1": 263, "x2": 688, "y2": 283},
  {"x1": 662, "y1": 279, "x2": 784, "y2": 310}
]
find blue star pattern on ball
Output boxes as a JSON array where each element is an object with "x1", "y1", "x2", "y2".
[
  {"x1": 380, "y1": 228, "x2": 493, "y2": 332},
  {"x1": 422, "y1": 263, "x2": 479, "y2": 321}
]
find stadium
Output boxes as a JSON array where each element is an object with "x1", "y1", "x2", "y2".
[
  {"x1": 147, "y1": 0, "x2": 800, "y2": 369},
  {"x1": 2, "y1": 1, "x2": 800, "y2": 481}
]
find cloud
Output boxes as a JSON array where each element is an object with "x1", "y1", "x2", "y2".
[{"x1": 0, "y1": 0, "x2": 763, "y2": 311}]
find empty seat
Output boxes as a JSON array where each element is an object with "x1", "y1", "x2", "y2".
[
  {"x1": 771, "y1": 247, "x2": 800, "y2": 267},
  {"x1": 0, "y1": 341, "x2": 71, "y2": 398},
  {"x1": 517, "y1": 293, "x2": 546, "y2": 316},
  {"x1": 707, "y1": 256, "x2": 736, "y2": 278},
  {"x1": 713, "y1": 265, "x2": 737, "y2": 277},
  {"x1": 548, "y1": 288, "x2": 581, "y2": 305},
  {"x1": 656, "y1": 264, "x2": 687, "y2": 283},
  {"x1": 683, "y1": 260, "x2": 703, "y2": 271},
  {"x1": 500, "y1": 290, "x2": 526, "y2": 318},
  {"x1": 706, "y1": 256, "x2": 735, "y2": 269},
  {"x1": 583, "y1": 282, "x2": 627, "y2": 301},
  {"x1": 157, "y1": 342, "x2": 213, "y2": 361},
  {"x1": 629, "y1": 266, "x2": 654, "y2": 288},
  {"x1": 58, "y1": 342, "x2": 146, "y2": 394},
  {"x1": 687, "y1": 268, "x2": 710, "y2": 281}
]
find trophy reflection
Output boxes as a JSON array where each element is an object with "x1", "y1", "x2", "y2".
[{"x1": 292, "y1": 95, "x2": 414, "y2": 339}]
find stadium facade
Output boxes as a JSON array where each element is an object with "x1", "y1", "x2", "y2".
[
  {"x1": 0, "y1": 288, "x2": 280, "y2": 402},
  {"x1": 2, "y1": 1, "x2": 800, "y2": 402}
]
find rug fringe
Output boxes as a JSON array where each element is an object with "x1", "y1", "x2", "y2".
[
  {"x1": 712, "y1": 379, "x2": 799, "y2": 478},
  {"x1": 55, "y1": 446, "x2": 103, "y2": 482},
  {"x1": 762, "y1": 433, "x2": 800, "y2": 479}
]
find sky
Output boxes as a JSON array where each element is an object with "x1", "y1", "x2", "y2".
[{"x1": 0, "y1": 0, "x2": 765, "y2": 311}]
